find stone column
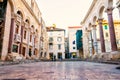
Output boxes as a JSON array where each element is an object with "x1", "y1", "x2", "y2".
[
  {"x1": 92, "y1": 25, "x2": 98, "y2": 54},
  {"x1": 8, "y1": 18, "x2": 14, "y2": 53},
  {"x1": 19, "y1": 23, "x2": 24, "y2": 55},
  {"x1": 98, "y1": 18, "x2": 106, "y2": 52},
  {"x1": 88, "y1": 30, "x2": 93, "y2": 56},
  {"x1": 106, "y1": 7, "x2": 117, "y2": 51},
  {"x1": 32, "y1": 33, "x2": 35, "y2": 56},
  {"x1": 27, "y1": 28, "x2": 30, "y2": 57}
]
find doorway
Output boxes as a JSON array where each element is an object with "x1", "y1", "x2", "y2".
[{"x1": 58, "y1": 52, "x2": 62, "y2": 59}]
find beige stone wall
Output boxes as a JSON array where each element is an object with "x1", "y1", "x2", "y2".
[
  {"x1": 81, "y1": 0, "x2": 116, "y2": 58},
  {"x1": 1, "y1": 1, "x2": 12, "y2": 60},
  {"x1": 1, "y1": 0, "x2": 42, "y2": 60}
]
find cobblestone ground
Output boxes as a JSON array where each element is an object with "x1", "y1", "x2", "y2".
[{"x1": 0, "y1": 61, "x2": 120, "y2": 80}]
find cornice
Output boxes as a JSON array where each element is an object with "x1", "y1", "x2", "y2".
[
  {"x1": 21, "y1": 0, "x2": 41, "y2": 25},
  {"x1": 81, "y1": 0, "x2": 97, "y2": 25}
]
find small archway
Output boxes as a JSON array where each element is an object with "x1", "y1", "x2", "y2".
[
  {"x1": 17, "y1": 10, "x2": 23, "y2": 19},
  {"x1": 93, "y1": 16, "x2": 97, "y2": 25},
  {"x1": 99, "y1": 6, "x2": 105, "y2": 18}
]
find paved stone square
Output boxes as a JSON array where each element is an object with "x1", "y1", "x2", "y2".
[{"x1": 0, "y1": 61, "x2": 120, "y2": 80}]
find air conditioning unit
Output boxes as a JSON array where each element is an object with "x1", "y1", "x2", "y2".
[{"x1": 14, "y1": 34, "x2": 21, "y2": 43}]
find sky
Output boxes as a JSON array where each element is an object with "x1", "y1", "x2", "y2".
[
  {"x1": 36, "y1": 0, "x2": 119, "y2": 35},
  {"x1": 36, "y1": 0, "x2": 93, "y2": 30}
]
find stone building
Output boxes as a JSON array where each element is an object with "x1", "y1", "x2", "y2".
[
  {"x1": 39, "y1": 18, "x2": 49, "y2": 59},
  {"x1": 96, "y1": 20, "x2": 120, "y2": 53},
  {"x1": 68, "y1": 26, "x2": 82, "y2": 58},
  {"x1": 81, "y1": 0, "x2": 120, "y2": 60},
  {"x1": 0, "y1": 0, "x2": 43, "y2": 60},
  {"x1": 46, "y1": 26, "x2": 65, "y2": 60}
]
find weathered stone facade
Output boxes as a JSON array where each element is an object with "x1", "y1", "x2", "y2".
[
  {"x1": 81, "y1": 0, "x2": 120, "y2": 60},
  {"x1": 0, "y1": 0, "x2": 43, "y2": 60}
]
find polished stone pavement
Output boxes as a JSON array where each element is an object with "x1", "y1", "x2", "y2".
[{"x1": 0, "y1": 61, "x2": 120, "y2": 80}]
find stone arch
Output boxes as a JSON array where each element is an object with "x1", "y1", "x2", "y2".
[
  {"x1": 36, "y1": 29, "x2": 38, "y2": 33},
  {"x1": 31, "y1": 25, "x2": 35, "y2": 32},
  {"x1": 88, "y1": 23, "x2": 92, "y2": 30},
  {"x1": 99, "y1": 6, "x2": 105, "y2": 18},
  {"x1": 93, "y1": 16, "x2": 97, "y2": 25},
  {"x1": 16, "y1": 10, "x2": 23, "y2": 19},
  {"x1": 16, "y1": 7, "x2": 25, "y2": 20},
  {"x1": 25, "y1": 19, "x2": 30, "y2": 25}
]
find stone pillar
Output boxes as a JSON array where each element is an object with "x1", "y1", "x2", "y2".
[
  {"x1": 19, "y1": 23, "x2": 24, "y2": 55},
  {"x1": 8, "y1": 18, "x2": 14, "y2": 53},
  {"x1": 106, "y1": 7, "x2": 117, "y2": 51},
  {"x1": 92, "y1": 25, "x2": 98, "y2": 54},
  {"x1": 27, "y1": 28, "x2": 30, "y2": 58},
  {"x1": 32, "y1": 33, "x2": 35, "y2": 56},
  {"x1": 88, "y1": 30, "x2": 93, "y2": 56},
  {"x1": 98, "y1": 18, "x2": 106, "y2": 52}
]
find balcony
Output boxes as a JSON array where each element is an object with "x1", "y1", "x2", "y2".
[
  {"x1": 16, "y1": 15, "x2": 22, "y2": 23},
  {"x1": 35, "y1": 43, "x2": 39, "y2": 49},
  {"x1": 14, "y1": 34, "x2": 21, "y2": 43}
]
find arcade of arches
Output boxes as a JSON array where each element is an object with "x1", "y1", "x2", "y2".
[{"x1": 82, "y1": 0, "x2": 120, "y2": 60}]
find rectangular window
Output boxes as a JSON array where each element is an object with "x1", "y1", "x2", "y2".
[
  {"x1": 57, "y1": 37, "x2": 62, "y2": 42},
  {"x1": 58, "y1": 44, "x2": 61, "y2": 50},
  {"x1": 24, "y1": 30, "x2": 27, "y2": 39},
  {"x1": 105, "y1": 32, "x2": 108, "y2": 37},
  {"x1": 12, "y1": 45, "x2": 18, "y2": 52},
  {"x1": 30, "y1": 34, "x2": 32, "y2": 42},
  {"x1": 49, "y1": 43, "x2": 53, "y2": 49},
  {"x1": 49, "y1": 37, "x2": 53, "y2": 42}
]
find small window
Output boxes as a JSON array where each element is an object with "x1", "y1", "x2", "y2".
[
  {"x1": 57, "y1": 37, "x2": 62, "y2": 42},
  {"x1": 49, "y1": 37, "x2": 53, "y2": 42},
  {"x1": 49, "y1": 44, "x2": 53, "y2": 49},
  {"x1": 58, "y1": 44, "x2": 61, "y2": 50},
  {"x1": 12, "y1": 45, "x2": 18, "y2": 52},
  {"x1": 24, "y1": 30, "x2": 27, "y2": 39},
  {"x1": 104, "y1": 25, "x2": 108, "y2": 30},
  {"x1": 73, "y1": 40, "x2": 75, "y2": 44},
  {"x1": 105, "y1": 32, "x2": 108, "y2": 37},
  {"x1": 73, "y1": 47, "x2": 75, "y2": 49},
  {"x1": 30, "y1": 34, "x2": 32, "y2": 42}
]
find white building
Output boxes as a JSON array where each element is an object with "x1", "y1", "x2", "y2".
[
  {"x1": 47, "y1": 26, "x2": 65, "y2": 60},
  {"x1": 68, "y1": 26, "x2": 81, "y2": 58}
]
